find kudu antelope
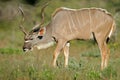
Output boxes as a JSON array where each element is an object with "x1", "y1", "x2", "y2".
[{"x1": 19, "y1": 4, "x2": 116, "y2": 70}]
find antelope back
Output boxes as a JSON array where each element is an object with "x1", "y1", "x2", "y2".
[{"x1": 51, "y1": 7, "x2": 115, "y2": 41}]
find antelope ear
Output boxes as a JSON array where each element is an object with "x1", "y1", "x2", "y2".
[{"x1": 38, "y1": 27, "x2": 46, "y2": 35}]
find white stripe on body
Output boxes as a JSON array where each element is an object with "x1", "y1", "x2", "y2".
[
  {"x1": 75, "y1": 12, "x2": 82, "y2": 29},
  {"x1": 70, "y1": 14, "x2": 78, "y2": 32},
  {"x1": 67, "y1": 12, "x2": 74, "y2": 35},
  {"x1": 67, "y1": 11, "x2": 78, "y2": 37},
  {"x1": 89, "y1": 9, "x2": 92, "y2": 32}
]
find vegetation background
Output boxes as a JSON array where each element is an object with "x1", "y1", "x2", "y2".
[{"x1": 0, "y1": 0, "x2": 120, "y2": 80}]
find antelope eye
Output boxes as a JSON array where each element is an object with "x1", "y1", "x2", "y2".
[{"x1": 37, "y1": 36, "x2": 43, "y2": 39}]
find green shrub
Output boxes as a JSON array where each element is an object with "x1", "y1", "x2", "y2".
[
  {"x1": 86, "y1": 70, "x2": 101, "y2": 80},
  {"x1": 0, "y1": 47, "x2": 22, "y2": 54},
  {"x1": 101, "y1": 66, "x2": 117, "y2": 80}
]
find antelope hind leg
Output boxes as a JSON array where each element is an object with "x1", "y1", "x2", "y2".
[{"x1": 99, "y1": 42, "x2": 110, "y2": 70}]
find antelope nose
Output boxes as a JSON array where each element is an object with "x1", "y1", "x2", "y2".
[{"x1": 23, "y1": 47, "x2": 27, "y2": 52}]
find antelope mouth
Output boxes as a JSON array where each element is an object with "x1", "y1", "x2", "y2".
[
  {"x1": 23, "y1": 48, "x2": 29, "y2": 52},
  {"x1": 23, "y1": 48, "x2": 33, "y2": 52}
]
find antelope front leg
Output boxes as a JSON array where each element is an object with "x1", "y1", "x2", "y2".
[
  {"x1": 63, "y1": 43, "x2": 70, "y2": 67},
  {"x1": 53, "y1": 50, "x2": 60, "y2": 67},
  {"x1": 52, "y1": 39, "x2": 67, "y2": 67}
]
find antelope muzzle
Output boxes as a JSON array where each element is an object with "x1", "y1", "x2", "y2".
[{"x1": 23, "y1": 42, "x2": 32, "y2": 52}]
